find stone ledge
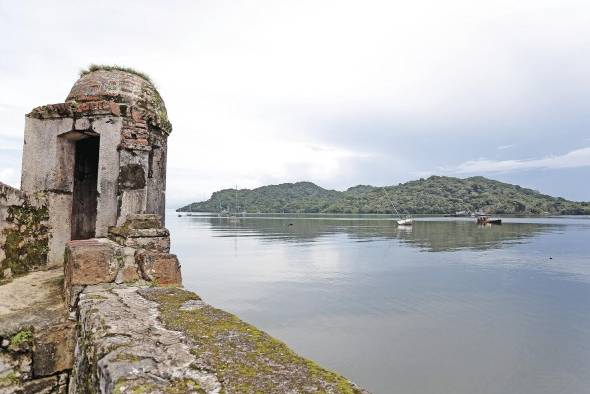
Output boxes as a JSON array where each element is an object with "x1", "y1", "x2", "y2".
[{"x1": 70, "y1": 284, "x2": 368, "y2": 394}]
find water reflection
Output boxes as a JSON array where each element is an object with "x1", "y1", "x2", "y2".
[
  {"x1": 202, "y1": 215, "x2": 559, "y2": 252},
  {"x1": 169, "y1": 213, "x2": 590, "y2": 394}
]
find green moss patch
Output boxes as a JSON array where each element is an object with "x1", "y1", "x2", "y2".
[
  {"x1": 0, "y1": 371, "x2": 19, "y2": 387},
  {"x1": 164, "y1": 379, "x2": 205, "y2": 394},
  {"x1": 1, "y1": 201, "x2": 49, "y2": 279},
  {"x1": 114, "y1": 378, "x2": 205, "y2": 394},
  {"x1": 112, "y1": 353, "x2": 141, "y2": 363},
  {"x1": 114, "y1": 379, "x2": 157, "y2": 394},
  {"x1": 9, "y1": 329, "x2": 33, "y2": 350},
  {"x1": 140, "y1": 288, "x2": 364, "y2": 394}
]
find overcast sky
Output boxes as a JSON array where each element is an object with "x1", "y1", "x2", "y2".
[{"x1": 1, "y1": 0, "x2": 589, "y2": 207}]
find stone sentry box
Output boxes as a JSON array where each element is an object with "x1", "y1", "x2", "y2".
[{"x1": 20, "y1": 69, "x2": 171, "y2": 265}]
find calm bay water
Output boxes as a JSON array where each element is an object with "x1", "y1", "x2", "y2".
[{"x1": 167, "y1": 212, "x2": 590, "y2": 394}]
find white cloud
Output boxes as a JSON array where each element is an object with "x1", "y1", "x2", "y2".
[
  {"x1": 444, "y1": 147, "x2": 590, "y2": 174},
  {"x1": 497, "y1": 144, "x2": 516, "y2": 150},
  {"x1": 2, "y1": 0, "x2": 590, "y2": 202},
  {"x1": 0, "y1": 168, "x2": 18, "y2": 188}
]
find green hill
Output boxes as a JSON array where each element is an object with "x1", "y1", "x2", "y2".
[{"x1": 177, "y1": 176, "x2": 590, "y2": 215}]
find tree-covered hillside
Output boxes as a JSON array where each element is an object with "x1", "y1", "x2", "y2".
[{"x1": 177, "y1": 176, "x2": 590, "y2": 215}]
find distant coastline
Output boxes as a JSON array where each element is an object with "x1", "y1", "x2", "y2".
[{"x1": 177, "y1": 176, "x2": 590, "y2": 216}]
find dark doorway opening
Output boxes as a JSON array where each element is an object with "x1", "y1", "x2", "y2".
[{"x1": 71, "y1": 136, "x2": 100, "y2": 240}]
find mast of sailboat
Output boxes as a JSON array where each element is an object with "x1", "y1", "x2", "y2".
[{"x1": 383, "y1": 188, "x2": 404, "y2": 219}]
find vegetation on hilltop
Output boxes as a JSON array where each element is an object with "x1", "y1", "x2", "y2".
[{"x1": 177, "y1": 176, "x2": 590, "y2": 215}]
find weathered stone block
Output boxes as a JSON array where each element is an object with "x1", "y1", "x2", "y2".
[
  {"x1": 110, "y1": 227, "x2": 169, "y2": 238},
  {"x1": 112, "y1": 235, "x2": 170, "y2": 253},
  {"x1": 33, "y1": 322, "x2": 75, "y2": 377},
  {"x1": 73, "y1": 118, "x2": 91, "y2": 130},
  {"x1": 64, "y1": 239, "x2": 118, "y2": 291},
  {"x1": 118, "y1": 164, "x2": 146, "y2": 190},
  {"x1": 21, "y1": 374, "x2": 64, "y2": 394},
  {"x1": 136, "y1": 252, "x2": 182, "y2": 286},
  {"x1": 118, "y1": 265, "x2": 140, "y2": 283},
  {"x1": 122, "y1": 213, "x2": 162, "y2": 230},
  {"x1": 114, "y1": 247, "x2": 140, "y2": 284},
  {"x1": 109, "y1": 214, "x2": 170, "y2": 252}
]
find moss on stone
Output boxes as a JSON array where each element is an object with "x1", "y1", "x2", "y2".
[
  {"x1": 140, "y1": 287, "x2": 364, "y2": 394},
  {"x1": 112, "y1": 352, "x2": 141, "y2": 363},
  {"x1": 10, "y1": 329, "x2": 33, "y2": 347},
  {"x1": 83, "y1": 294, "x2": 108, "y2": 301},
  {"x1": 164, "y1": 379, "x2": 205, "y2": 394},
  {"x1": 0, "y1": 200, "x2": 49, "y2": 279},
  {"x1": 113, "y1": 378, "x2": 203, "y2": 394},
  {"x1": 113, "y1": 379, "x2": 157, "y2": 394},
  {"x1": 80, "y1": 64, "x2": 153, "y2": 84},
  {"x1": 0, "y1": 371, "x2": 19, "y2": 387}
]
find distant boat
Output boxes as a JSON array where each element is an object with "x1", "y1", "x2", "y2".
[
  {"x1": 384, "y1": 190, "x2": 414, "y2": 226},
  {"x1": 397, "y1": 218, "x2": 414, "y2": 226},
  {"x1": 476, "y1": 214, "x2": 502, "y2": 225}
]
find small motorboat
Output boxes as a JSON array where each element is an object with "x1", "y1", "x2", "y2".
[
  {"x1": 397, "y1": 217, "x2": 414, "y2": 226},
  {"x1": 476, "y1": 215, "x2": 501, "y2": 225}
]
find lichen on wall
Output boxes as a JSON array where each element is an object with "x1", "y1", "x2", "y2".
[{"x1": 0, "y1": 183, "x2": 50, "y2": 280}]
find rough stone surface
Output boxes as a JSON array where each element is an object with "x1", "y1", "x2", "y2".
[
  {"x1": 33, "y1": 322, "x2": 76, "y2": 377},
  {"x1": 145, "y1": 287, "x2": 368, "y2": 394},
  {"x1": 70, "y1": 285, "x2": 367, "y2": 394},
  {"x1": 0, "y1": 269, "x2": 73, "y2": 393},
  {"x1": 136, "y1": 252, "x2": 182, "y2": 286},
  {"x1": 93, "y1": 117, "x2": 122, "y2": 238},
  {"x1": 64, "y1": 239, "x2": 118, "y2": 288},
  {"x1": 70, "y1": 285, "x2": 221, "y2": 393},
  {"x1": 21, "y1": 118, "x2": 75, "y2": 194},
  {"x1": 0, "y1": 182, "x2": 50, "y2": 279},
  {"x1": 109, "y1": 214, "x2": 171, "y2": 254},
  {"x1": 66, "y1": 69, "x2": 171, "y2": 135},
  {"x1": 46, "y1": 193, "x2": 72, "y2": 267},
  {"x1": 113, "y1": 235, "x2": 170, "y2": 253}
]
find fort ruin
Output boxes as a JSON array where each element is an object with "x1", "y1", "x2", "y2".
[{"x1": 0, "y1": 67, "x2": 367, "y2": 394}]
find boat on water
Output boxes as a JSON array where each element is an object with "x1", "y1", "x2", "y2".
[
  {"x1": 219, "y1": 185, "x2": 245, "y2": 222},
  {"x1": 397, "y1": 217, "x2": 414, "y2": 226},
  {"x1": 476, "y1": 215, "x2": 502, "y2": 225},
  {"x1": 384, "y1": 190, "x2": 414, "y2": 226}
]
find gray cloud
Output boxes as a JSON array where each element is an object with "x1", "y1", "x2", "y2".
[
  {"x1": 1, "y1": 0, "x2": 589, "y2": 203},
  {"x1": 444, "y1": 147, "x2": 590, "y2": 174}
]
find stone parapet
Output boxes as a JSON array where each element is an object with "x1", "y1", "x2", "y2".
[{"x1": 69, "y1": 285, "x2": 367, "y2": 394}]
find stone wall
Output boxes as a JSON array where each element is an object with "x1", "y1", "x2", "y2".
[
  {"x1": 0, "y1": 182, "x2": 49, "y2": 280},
  {"x1": 0, "y1": 269, "x2": 75, "y2": 394},
  {"x1": 68, "y1": 285, "x2": 367, "y2": 394}
]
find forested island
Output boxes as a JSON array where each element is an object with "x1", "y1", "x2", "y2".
[{"x1": 177, "y1": 176, "x2": 590, "y2": 215}]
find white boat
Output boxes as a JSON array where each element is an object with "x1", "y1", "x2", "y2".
[
  {"x1": 397, "y1": 218, "x2": 414, "y2": 226},
  {"x1": 384, "y1": 189, "x2": 414, "y2": 226}
]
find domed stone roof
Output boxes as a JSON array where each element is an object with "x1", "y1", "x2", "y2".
[{"x1": 66, "y1": 67, "x2": 171, "y2": 133}]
